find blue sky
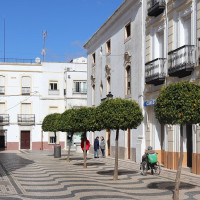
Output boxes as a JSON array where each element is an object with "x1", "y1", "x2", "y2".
[{"x1": 0, "y1": 0, "x2": 124, "y2": 62}]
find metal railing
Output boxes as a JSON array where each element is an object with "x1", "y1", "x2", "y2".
[
  {"x1": 22, "y1": 87, "x2": 31, "y2": 95},
  {"x1": 72, "y1": 88, "x2": 87, "y2": 94},
  {"x1": 168, "y1": 45, "x2": 196, "y2": 73},
  {"x1": 147, "y1": 0, "x2": 165, "y2": 16},
  {"x1": 0, "y1": 58, "x2": 36, "y2": 64},
  {"x1": 0, "y1": 114, "x2": 9, "y2": 125},
  {"x1": 48, "y1": 89, "x2": 60, "y2": 95},
  {"x1": 18, "y1": 114, "x2": 35, "y2": 125},
  {"x1": 0, "y1": 86, "x2": 5, "y2": 94},
  {"x1": 145, "y1": 58, "x2": 166, "y2": 82}
]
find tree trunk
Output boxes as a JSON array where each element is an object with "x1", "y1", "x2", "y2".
[
  {"x1": 83, "y1": 132, "x2": 87, "y2": 168},
  {"x1": 173, "y1": 124, "x2": 184, "y2": 200},
  {"x1": 55, "y1": 132, "x2": 57, "y2": 144},
  {"x1": 113, "y1": 129, "x2": 119, "y2": 181},
  {"x1": 66, "y1": 133, "x2": 73, "y2": 162}
]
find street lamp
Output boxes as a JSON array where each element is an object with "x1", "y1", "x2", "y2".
[
  {"x1": 106, "y1": 92, "x2": 113, "y2": 99},
  {"x1": 101, "y1": 92, "x2": 113, "y2": 102}
]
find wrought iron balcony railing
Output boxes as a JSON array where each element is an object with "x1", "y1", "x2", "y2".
[
  {"x1": 168, "y1": 45, "x2": 196, "y2": 78},
  {"x1": 22, "y1": 87, "x2": 31, "y2": 95},
  {"x1": 147, "y1": 0, "x2": 166, "y2": 17},
  {"x1": 0, "y1": 86, "x2": 5, "y2": 94},
  {"x1": 0, "y1": 114, "x2": 9, "y2": 125},
  {"x1": 48, "y1": 89, "x2": 60, "y2": 95},
  {"x1": 145, "y1": 58, "x2": 166, "y2": 85},
  {"x1": 18, "y1": 114, "x2": 35, "y2": 125},
  {"x1": 72, "y1": 88, "x2": 87, "y2": 94}
]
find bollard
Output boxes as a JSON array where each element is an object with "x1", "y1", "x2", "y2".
[{"x1": 54, "y1": 145, "x2": 61, "y2": 158}]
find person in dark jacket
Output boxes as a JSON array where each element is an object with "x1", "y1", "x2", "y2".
[{"x1": 94, "y1": 136, "x2": 99, "y2": 158}]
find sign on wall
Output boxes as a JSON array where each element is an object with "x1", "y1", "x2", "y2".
[{"x1": 144, "y1": 99, "x2": 156, "y2": 107}]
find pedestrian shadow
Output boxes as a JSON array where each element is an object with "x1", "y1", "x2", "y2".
[
  {"x1": 147, "y1": 181, "x2": 196, "y2": 191},
  {"x1": 73, "y1": 162, "x2": 105, "y2": 166},
  {"x1": 59, "y1": 157, "x2": 92, "y2": 161},
  {"x1": 97, "y1": 169, "x2": 137, "y2": 176}
]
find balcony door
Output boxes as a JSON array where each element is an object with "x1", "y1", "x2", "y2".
[
  {"x1": 158, "y1": 31, "x2": 164, "y2": 58},
  {"x1": 184, "y1": 16, "x2": 191, "y2": 45},
  {"x1": 22, "y1": 76, "x2": 31, "y2": 94}
]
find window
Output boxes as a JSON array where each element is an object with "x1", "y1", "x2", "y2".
[
  {"x1": 21, "y1": 103, "x2": 31, "y2": 114},
  {"x1": 0, "y1": 75, "x2": 5, "y2": 95},
  {"x1": 126, "y1": 66, "x2": 131, "y2": 95},
  {"x1": 49, "y1": 132, "x2": 57, "y2": 144},
  {"x1": 92, "y1": 53, "x2": 96, "y2": 65},
  {"x1": 106, "y1": 40, "x2": 111, "y2": 54},
  {"x1": 73, "y1": 81, "x2": 87, "y2": 93},
  {"x1": 106, "y1": 76, "x2": 111, "y2": 94},
  {"x1": 125, "y1": 22, "x2": 131, "y2": 40},
  {"x1": 49, "y1": 81, "x2": 59, "y2": 95},
  {"x1": 0, "y1": 103, "x2": 5, "y2": 114},
  {"x1": 22, "y1": 76, "x2": 31, "y2": 95},
  {"x1": 49, "y1": 82, "x2": 58, "y2": 90}
]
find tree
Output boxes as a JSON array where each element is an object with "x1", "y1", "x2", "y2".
[
  {"x1": 59, "y1": 109, "x2": 79, "y2": 162},
  {"x1": 75, "y1": 107, "x2": 99, "y2": 168},
  {"x1": 154, "y1": 82, "x2": 200, "y2": 200},
  {"x1": 42, "y1": 113, "x2": 61, "y2": 144},
  {"x1": 96, "y1": 98, "x2": 143, "y2": 180}
]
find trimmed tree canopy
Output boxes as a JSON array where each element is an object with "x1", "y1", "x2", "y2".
[
  {"x1": 75, "y1": 107, "x2": 100, "y2": 132},
  {"x1": 42, "y1": 113, "x2": 61, "y2": 132},
  {"x1": 59, "y1": 109, "x2": 79, "y2": 133},
  {"x1": 155, "y1": 82, "x2": 200, "y2": 125},
  {"x1": 96, "y1": 98, "x2": 143, "y2": 131}
]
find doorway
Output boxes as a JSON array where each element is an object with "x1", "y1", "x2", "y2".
[
  {"x1": 107, "y1": 130, "x2": 111, "y2": 156},
  {"x1": 0, "y1": 136, "x2": 5, "y2": 148},
  {"x1": 128, "y1": 129, "x2": 130, "y2": 159},
  {"x1": 21, "y1": 131, "x2": 30, "y2": 149},
  {"x1": 186, "y1": 125, "x2": 192, "y2": 168}
]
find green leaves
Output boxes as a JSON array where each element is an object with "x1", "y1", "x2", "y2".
[
  {"x1": 155, "y1": 81, "x2": 200, "y2": 125},
  {"x1": 42, "y1": 113, "x2": 61, "y2": 132},
  {"x1": 96, "y1": 98, "x2": 143, "y2": 131}
]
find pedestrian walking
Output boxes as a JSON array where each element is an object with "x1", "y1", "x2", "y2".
[
  {"x1": 94, "y1": 136, "x2": 99, "y2": 158},
  {"x1": 81, "y1": 138, "x2": 90, "y2": 154},
  {"x1": 100, "y1": 136, "x2": 105, "y2": 158}
]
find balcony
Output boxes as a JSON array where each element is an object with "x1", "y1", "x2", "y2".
[
  {"x1": 48, "y1": 89, "x2": 60, "y2": 95},
  {"x1": 148, "y1": 0, "x2": 166, "y2": 17},
  {"x1": 22, "y1": 87, "x2": 31, "y2": 95},
  {"x1": 0, "y1": 114, "x2": 9, "y2": 126},
  {"x1": 0, "y1": 86, "x2": 5, "y2": 95},
  {"x1": 145, "y1": 58, "x2": 166, "y2": 85},
  {"x1": 18, "y1": 114, "x2": 35, "y2": 126},
  {"x1": 72, "y1": 88, "x2": 87, "y2": 94},
  {"x1": 168, "y1": 45, "x2": 196, "y2": 78}
]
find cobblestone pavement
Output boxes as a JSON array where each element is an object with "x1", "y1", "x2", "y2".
[{"x1": 0, "y1": 150, "x2": 200, "y2": 200}]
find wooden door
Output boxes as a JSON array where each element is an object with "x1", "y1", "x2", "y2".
[{"x1": 21, "y1": 131, "x2": 30, "y2": 149}]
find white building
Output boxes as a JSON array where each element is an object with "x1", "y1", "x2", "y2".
[
  {"x1": 0, "y1": 57, "x2": 87, "y2": 150},
  {"x1": 84, "y1": 0, "x2": 146, "y2": 162}
]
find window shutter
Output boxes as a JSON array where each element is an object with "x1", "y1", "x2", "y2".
[
  {"x1": 21, "y1": 103, "x2": 31, "y2": 114},
  {"x1": 22, "y1": 76, "x2": 31, "y2": 87},
  {"x1": 0, "y1": 103, "x2": 5, "y2": 114},
  {"x1": 0, "y1": 76, "x2": 5, "y2": 86}
]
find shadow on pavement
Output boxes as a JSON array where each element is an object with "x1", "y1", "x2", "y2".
[
  {"x1": 97, "y1": 169, "x2": 137, "y2": 175},
  {"x1": 73, "y1": 162, "x2": 105, "y2": 166},
  {"x1": 147, "y1": 181, "x2": 196, "y2": 191},
  {"x1": 60, "y1": 157, "x2": 92, "y2": 161},
  {"x1": 0, "y1": 153, "x2": 34, "y2": 177}
]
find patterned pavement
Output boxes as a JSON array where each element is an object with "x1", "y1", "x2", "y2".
[{"x1": 0, "y1": 150, "x2": 200, "y2": 200}]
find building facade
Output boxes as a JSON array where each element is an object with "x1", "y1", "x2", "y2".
[
  {"x1": 145, "y1": 0, "x2": 200, "y2": 174},
  {"x1": 84, "y1": 0, "x2": 146, "y2": 163},
  {"x1": 0, "y1": 57, "x2": 87, "y2": 151}
]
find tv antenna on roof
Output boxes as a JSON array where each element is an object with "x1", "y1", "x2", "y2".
[{"x1": 41, "y1": 30, "x2": 47, "y2": 62}]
